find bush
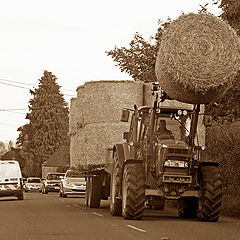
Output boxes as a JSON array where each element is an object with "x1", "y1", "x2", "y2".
[{"x1": 206, "y1": 121, "x2": 240, "y2": 217}]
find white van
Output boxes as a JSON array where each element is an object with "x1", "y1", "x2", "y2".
[{"x1": 0, "y1": 160, "x2": 24, "y2": 200}]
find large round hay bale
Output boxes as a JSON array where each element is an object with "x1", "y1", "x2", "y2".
[
  {"x1": 76, "y1": 80, "x2": 143, "y2": 125},
  {"x1": 155, "y1": 13, "x2": 240, "y2": 104}
]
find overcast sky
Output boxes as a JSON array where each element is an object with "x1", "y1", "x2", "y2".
[{"x1": 0, "y1": 0, "x2": 221, "y2": 143}]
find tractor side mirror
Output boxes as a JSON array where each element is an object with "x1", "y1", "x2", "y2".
[{"x1": 121, "y1": 109, "x2": 130, "y2": 122}]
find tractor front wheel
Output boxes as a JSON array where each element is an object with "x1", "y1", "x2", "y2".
[
  {"x1": 122, "y1": 163, "x2": 145, "y2": 220},
  {"x1": 197, "y1": 165, "x2": 222, "y2": 222}
]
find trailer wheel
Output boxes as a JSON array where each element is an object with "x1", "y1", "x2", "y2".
[
  {"x1": 110, "y1": 152, "x2": 122, "y2": 216},
  {"x1": 197, "y1": 166, "x2": 222, "y2": 222},
  {"x1": 87, "y1": 176, "x2": 101, "y2": 208},
  {"x1": 122, "y1": 163, "x2": 145, "y2": 220},
  {"x1": 178, "y1": 198, "x2": 197, "y2": 218}
]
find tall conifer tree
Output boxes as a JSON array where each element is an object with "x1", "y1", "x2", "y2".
[{"x1": 18, "y1": 71, "x2": 69, "y2": 176}]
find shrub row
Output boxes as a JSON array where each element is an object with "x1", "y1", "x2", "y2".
[{"x1": 206, "y1": 121, "x2": 240, "y2": 217}]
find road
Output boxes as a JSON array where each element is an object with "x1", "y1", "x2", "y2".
[{"x1": 0, "y1": 192, "x2": 239, "y2": 240}]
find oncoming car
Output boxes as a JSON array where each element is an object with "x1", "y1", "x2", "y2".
[
  {"x1": 42, "y1": 173, "x2": 65, "y2": 194},
  {"x1": 24, "y1": 177, "x2": 42, "y2": 192},
  {"x1": 59, "y1": 170, "x2": 86, "y2": 198},
  {"x1": 0, "y1": 160, "x2": 24, "y2": 200}
]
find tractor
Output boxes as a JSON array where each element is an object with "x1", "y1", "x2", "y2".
[{"x1": 110, "y1": 83, "x2": 222, "y2": 221}]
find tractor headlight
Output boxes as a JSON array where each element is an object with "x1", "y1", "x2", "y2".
[{"x1": 164, "y1": 160, "x2": 188, "y2": 168}]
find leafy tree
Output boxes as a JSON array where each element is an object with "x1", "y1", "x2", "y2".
[
  {"x1": 106, "y1": 19, "x2": 171, "y2": 82},
  {"x1": 17, "y1": 123, "x2": 35, "y2": 176},
  {"x1": 17, "y1": 71, "x2": 69, "y2": 176},
  {"x1": 1, "y1": 147, "x2": 25, "y2": 171},
  {"x1": 216, "y1": 0, "x2": 240, "y2": 34},
  {"x1": 0, "y1": 141, "x2": 6, "y2": 157},
  {"x1": 206, "y1": 0, "x2": 240, "y2": 122}
]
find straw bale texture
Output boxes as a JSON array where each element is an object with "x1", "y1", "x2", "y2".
[
  {"x1": 70, "y1": 128, "x2": 85, "y2": 167},
  {"x1": 70, "y1": 122, "x2": 129, "y2": 168},
  {"x1": 76, "y1": 80, "x2": 143, "y2": 125},
  {"x1": 155, "y1": 13, "x2": 240, "y2": 104},
  {"x1": 69, "y1": 97, "x2": 84, "y2": 136}
]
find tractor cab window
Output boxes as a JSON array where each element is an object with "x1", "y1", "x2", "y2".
[
  {"x1": 154, "y1": 108, "x2": 192, "y2": 142},
  {"x1": 155, "y1": 119, "x2": 175, "y2": 140}
]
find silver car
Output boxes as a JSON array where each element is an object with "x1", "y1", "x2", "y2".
[
  {"x1": 24, "y1": 177, "x2": 42, "y2": 192},
  {"x1": 59, "y1": 170, "x2": 86, "y2": 198}
]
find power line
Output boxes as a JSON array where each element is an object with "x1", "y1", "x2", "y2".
[
  {"x1": 0, "y1": 108, "x2": 28, "y2": 111},
  {"x1": 0, "y1": 78, "x2": 76, "y2": 92},
  {"x1": 0, "y1": 80, "x2": 76, "y2": 97},
  {"x1": 0, "y1": 81, "x2": 31, "y2": 90},
  {"x1": 0, "y1": 109, "x2": 27, "y2": 114}
]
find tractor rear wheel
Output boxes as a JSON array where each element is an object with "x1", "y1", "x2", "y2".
[
  {"x1": 122, "y1": 163, "x2": 145, "y2": 220},
  {"x1": 110, "y1": 152, "x2": 122, "y2": 216},
  {"x1": 87, "y1": 176, "x2": 101, "y2": 208},
  {"x1": 197, "y1": 165, "x2": 222, "y2": 222}
]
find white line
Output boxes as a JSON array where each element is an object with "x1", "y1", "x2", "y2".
[
  {"x1": 92, "y1": 212, "x2": 104, "y2": 217},
  {"x1": 73, "y1": 204, "x2": 80, "y2": 208},
  {"x1": 126, "y1": 225, "x2": 146, "y2": 233},
  {"x1": 59, "y1": 199, "x2": 64, "y2": 202}
]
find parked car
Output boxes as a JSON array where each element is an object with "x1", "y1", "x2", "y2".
[
  {"x1": 0, "y1": 160, "x2": 24, "y2": 200},
  {"x1": 24, "y1": 177, "x2": 42, "y2": 192},
  {"x1": 59, "y1": 170, "x2": 86, "y2": 198},
  {"x1": 42, "y1": 173, "x2": 65, "y2": 194}
]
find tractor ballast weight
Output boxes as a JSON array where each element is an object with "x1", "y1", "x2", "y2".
[{"x1": 110, "y1": 83, "x2": 222, "y2": 221}]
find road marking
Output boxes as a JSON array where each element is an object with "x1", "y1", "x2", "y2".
[
  {"x1": 59, "y1": 199, "x2": 64, "y2": 202},
  {"x1": 92, "y1": 212, "x2": 104, "y2": 217},
  {"x1": 67, "y1": 205, "x2": 71, "y2": 208},
  {"x1": 73, "y1": 204, "x2": 80, "y2": 208},
  {"x1": 126, "y1": 225, "x2": 146, "y2": 233}
]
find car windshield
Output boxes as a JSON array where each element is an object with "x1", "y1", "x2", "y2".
[
  {"x1": 0, "y1": 162, "x2": 21, "y2": 179},
  {"x1": 27, "y1": 178, "x2": 41, "y2": 183},
  {"x1": 66, "y1": 171, "x2": 83, "y2": 178},
  {"x1": 47, "y1": 174, "x2": 64, "y2": 180}
]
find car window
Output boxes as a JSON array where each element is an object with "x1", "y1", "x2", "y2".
[
  {"x1": 0, "y1": 163, "x2": 21, "y2": 179},
  {"x1": 47, "y1": 174, "x2": 64, "y2": 180},
  {"x1": 66, "y1": 171, "x2": 83, "y2": 178},
  {"x1": 27, "y1": 178, "x2": 41, "y2": 183}
]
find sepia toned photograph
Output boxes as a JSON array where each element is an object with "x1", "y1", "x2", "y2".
[{"x1": 0, "y1": 0, "x2": 240, "y2": 239}]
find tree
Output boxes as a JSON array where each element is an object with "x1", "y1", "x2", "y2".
[
  {"x1": 0, "y1": 141, "x2": 6, "y2": 157},
  {"x1": 206, "y1": 0, "x2": 240, "y2": 122},
  {"x1": 8, "y1": 140, "x2": 13, "y2": 151},
  {"x1": 216, "y1": 0, "x2": 240, "y2": 34},
  {"x1": 106, "y1": 19, "x2": 171, "y2": 83},
  {"x1": 17, "y1": 71, "x2": 69, "y2": 176}
]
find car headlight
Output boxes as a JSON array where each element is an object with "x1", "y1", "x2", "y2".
[{"x1": 164, "y1": 160, "x2": 188, "y2": 168}]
